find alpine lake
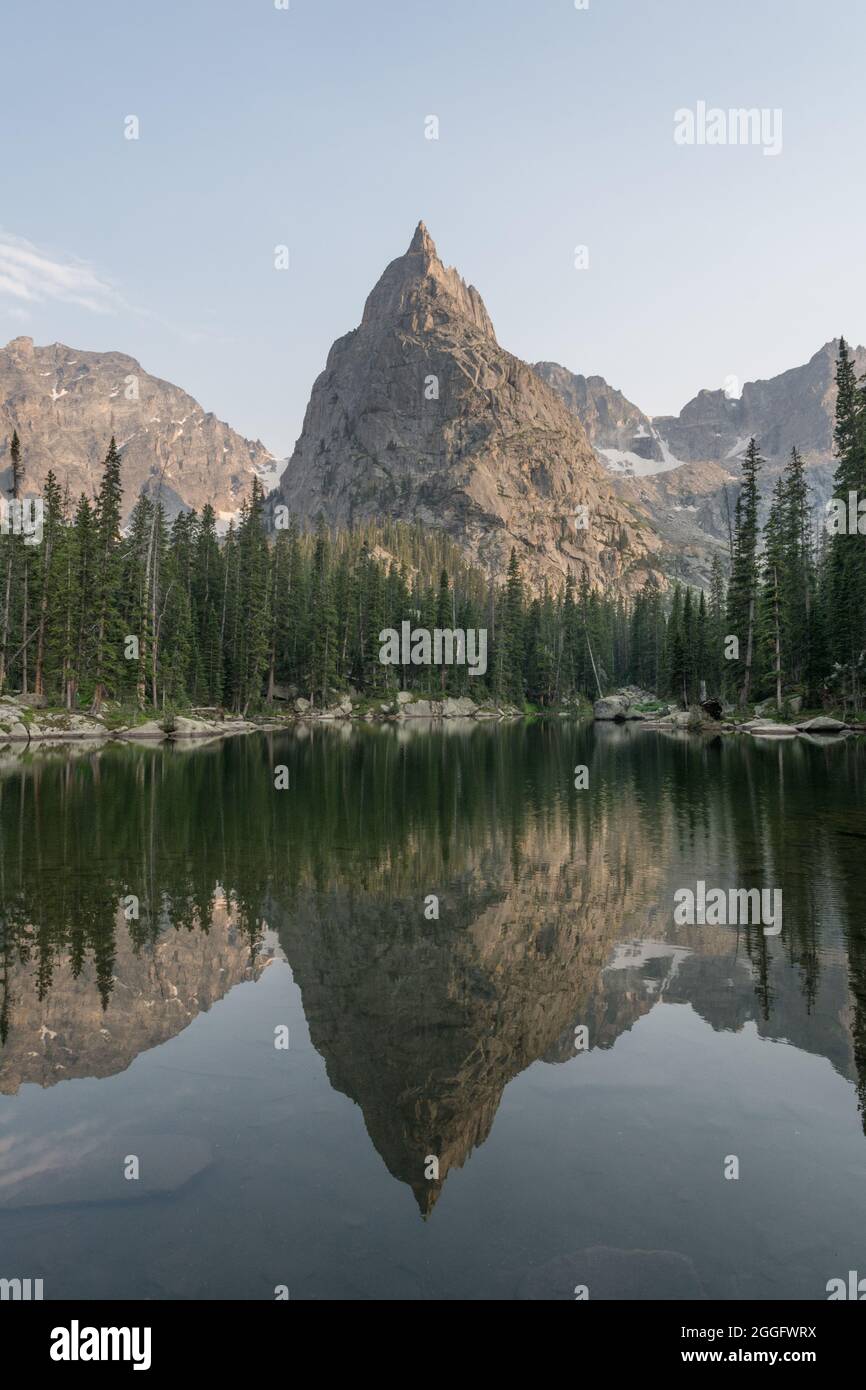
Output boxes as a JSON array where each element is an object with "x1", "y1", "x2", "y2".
[{"x1": 1, "y1": 718, "x2": 865, "y2": 1301}]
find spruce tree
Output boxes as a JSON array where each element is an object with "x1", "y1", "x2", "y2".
[
  {"x1": 90, "y1": 438, "x2": 124, "y2": 712},
  {"x1": 727, "y1": 437, "x2": 763, "y2": 706}
]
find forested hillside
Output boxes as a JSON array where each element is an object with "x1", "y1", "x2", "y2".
[{"x1": 1, "y1": 343, "x2": 864, "y2": 716}]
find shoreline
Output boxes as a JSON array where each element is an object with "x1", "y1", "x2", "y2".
[
  {"x1": 0, "y1": 693, "x2": 530, "y2": 749},
  {"x1": 3, "y1": 693, "x2": 864, "y2": 751},
  {"x1": 592, "y1": 687, "x2": 865, "y2": 738}
]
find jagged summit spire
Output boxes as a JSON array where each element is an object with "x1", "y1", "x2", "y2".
[
  {"x1": 408, "y1": 220, "x2": 437, "y2": 257},
  {"x1": 360, "y1": 222, "x2": 496, "y2": 340}
]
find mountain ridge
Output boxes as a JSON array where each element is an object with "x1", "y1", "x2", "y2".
[
  {"x1": 0, "y1": 335, "x2": 278, "y2": 525},
  {"x1": 272, "y1": 221, "x2": 665, "y2": 594}
]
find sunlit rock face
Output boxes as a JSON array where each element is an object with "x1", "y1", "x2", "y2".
[
  {"x1": 0, "y1": 336, "x2": 278, "y2": 525},
  {"x1": 273, "y1": 223, "x2": 664, "y2": 596},
  {"x1": 539, "y1": 340, "x2": 866, "y2": 587}
]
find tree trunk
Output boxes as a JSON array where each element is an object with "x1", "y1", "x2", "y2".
[
  {"x1": 20, "y1": 559, "x2": 29, "y2": 695},
  {"x1": 741, "y1": 594, "x2": 755, "y2": 707},
  {"x1": 773, "y1": 567, "x2": 782, "y2": 709},
  {"x1": 0, "y1": 553, "x2": 12, "y2": 695}
]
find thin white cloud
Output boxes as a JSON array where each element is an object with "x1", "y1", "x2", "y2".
[
  {"x1": 0, "y1": 229, "x2": 230, "y2": 347},
  {"x1": 0, "y1": 230, "x2": 122, "y2": 314}
]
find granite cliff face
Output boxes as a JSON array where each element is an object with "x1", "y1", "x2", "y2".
[
  {"x1": 651, "y1": 340, "x2": 866, "y2": 472},
  {"x1": 538, "y1": 341, "x2": 866, "y2": 577},
  {"x1": 0, "y1": 336, "x2": 279, "y2": 524},
  {"x1": 274, "y1": 223, "x2": 664, "y2": 594},
  {"x1": 533, "y1": 362, "x2": 664, "y2": 471}
]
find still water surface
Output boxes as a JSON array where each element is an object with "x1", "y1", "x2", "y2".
[{"x1": 1, "y1": 721, "x2": 865, "y2": 1299}]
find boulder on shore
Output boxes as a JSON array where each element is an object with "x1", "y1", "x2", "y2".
[
  {"x1": 796, "y1": 716, "x2": 847, "y2": 733},
  {"x1": 442, "y1": 696, "x2": 478, "y2": 717},
  {"x1": 593, "y1": 695, "x2": 630, "y2": 721},
  {"x1": 172, "y1": 716, "x2": 220, "y2": 738},
  {"x1": 117, "y1": 720, "x2": 167, "y2": 741}
]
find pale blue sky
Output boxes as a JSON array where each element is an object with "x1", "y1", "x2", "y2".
[{"x1": 1, "y1": 0, "x2": 864, "y2": 458}]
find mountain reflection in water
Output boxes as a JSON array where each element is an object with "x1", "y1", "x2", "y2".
[{"x1": 1, "y1": 722, "x2": 865, "y2": 1298}]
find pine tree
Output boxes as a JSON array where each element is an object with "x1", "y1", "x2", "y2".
[
  {"x1": 33, "y1": 470, "x2": 64, "y2": 700},
  {"x1": 727, "y1": 437, "x2": 763, "y2": 706},
  {"x1": 760, "y1": 476, "x2": 786, "y2": 708},
  {"x1": 494, "y1": 549, "x2": 525, "y2": 703},
  {"x1": 307, "y1": 515, "x2": 338, "y2": 705},
  {"x1": 0, "y1": 430, "x2": 22, "y2": 693},
  {"x1": 707, "y1": 553, "x2": 727, "y2": 697},
  {"x1": 90, "y1": 438, "x2": 124, "y2": 712},
  {"x1": 826, "y1": 339, "x2": 866, "y2": 706}
]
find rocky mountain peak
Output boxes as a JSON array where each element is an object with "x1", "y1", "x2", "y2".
[
  {"x1": 6, "y1": 335, "x2": 35, "y2": 360},
  {"x1": 408, "y1": 218, "x2": 435, "y2": 255},
  {"x1": 275, "y1": 227, "x2": 663, "y2": 593},
  {"x1": 360, "y1": 221, "x2": 497, "y2": 342},
  {"x1": 0, "y1": 337, "x2": 279, "y2": 524}
]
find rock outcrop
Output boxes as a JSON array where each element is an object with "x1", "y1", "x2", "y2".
[
  {"x1": 593, "y1": 687, "x2": 663, "y2": 721},
  {"x1": 274, "y1": 223, "x2": 665, "y2": 595},
  {"x1": 533, "y1": 362, "x2": 664, "y2": 470},
  {"x1": 540, "y1": 340, "x2": 866, "y2": 582},
  {"x1": 0, "y1": 336, "x2": 279, "y2": 524}
]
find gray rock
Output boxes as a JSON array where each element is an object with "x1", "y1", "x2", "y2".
[
  {"x1": 594, "y1": 695, "x2": 629, "y2": 721},
  {"x1": 796, "y1": 716, "x2": 847, "y2": 733},
  {"x1": 402, "y1": 699, "x2": 439, "y2": 717},
  {"x1": 0, "y1": 335, "x2": 274, "y2": 526},
  {"x1": 0, "y1": 719, "x2": 30, "y2": 741},
  {"x1": 117, "y1": 720, "x2": 167, "y2": 740},
  {"x1": 172, "y1": 715, "x2": 218, "y2": 738},
  {"x1": 269, "y1": 223, "x2": 663, "y2": 597},
  {"x1": 442, "y1": 696, "x2": 477, "y2": 717}
]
